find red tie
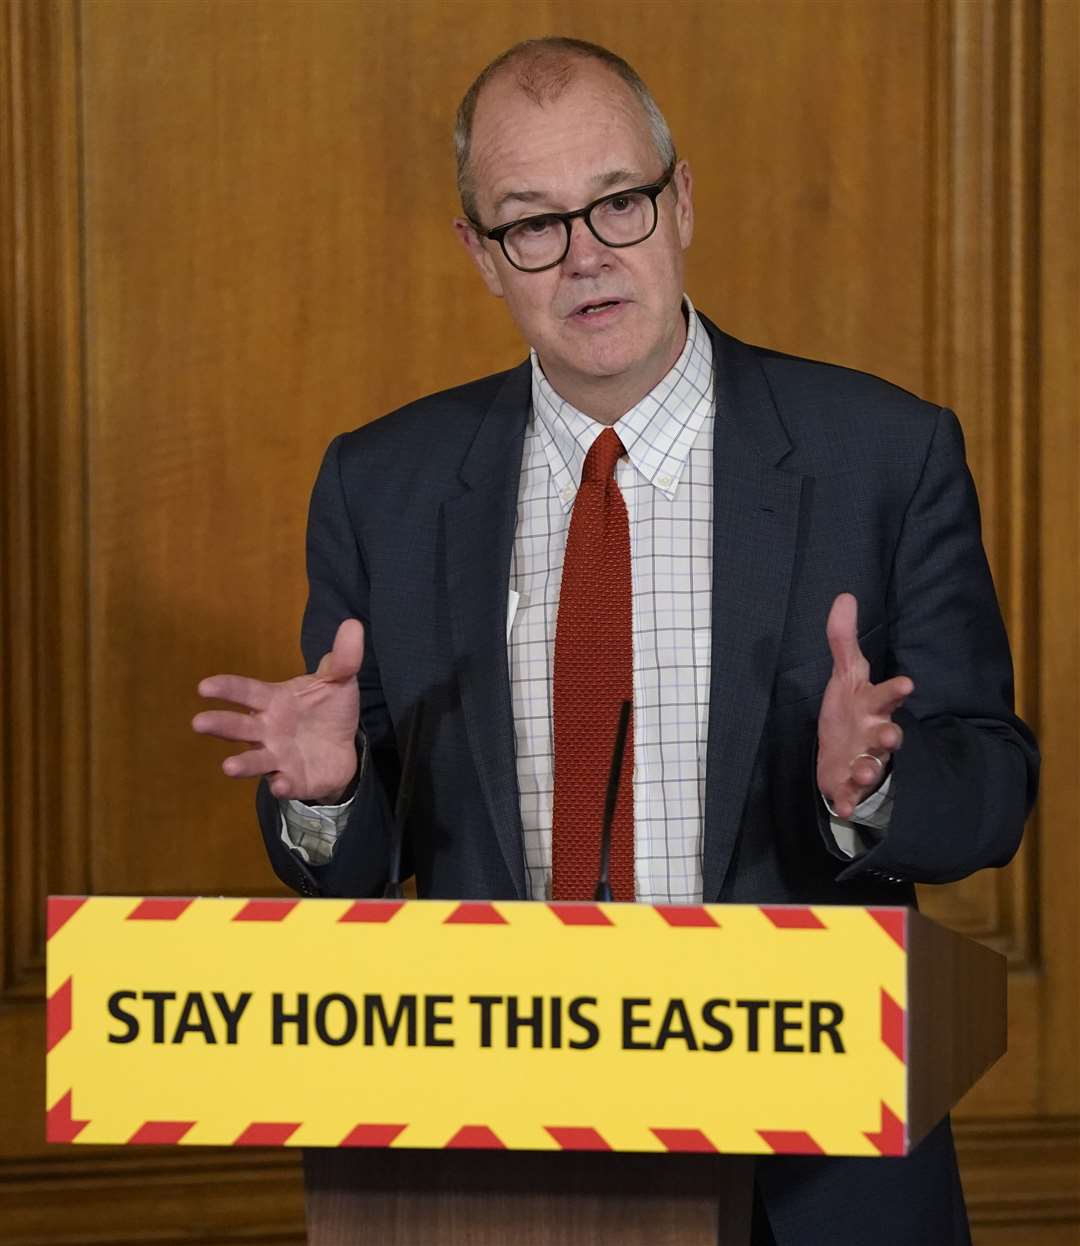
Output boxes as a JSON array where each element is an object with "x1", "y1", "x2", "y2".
[{"x1": 552, "y1": 427, "x2": 635, "y2": 901}]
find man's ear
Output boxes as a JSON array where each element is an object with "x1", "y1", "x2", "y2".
[
  {"x1": 453, "y1": 218, "x2": 505, "y2": 299},
  {"x1": 672, "y1": 159, "x2": 694, "y2": 251}
]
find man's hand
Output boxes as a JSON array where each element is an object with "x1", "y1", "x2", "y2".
[
  {"x1": 192, "y1": 619, "x2": 364, "y2": 803},
  {"x1": 816, "y1": 594, "x2": 913, "y2": 819}
]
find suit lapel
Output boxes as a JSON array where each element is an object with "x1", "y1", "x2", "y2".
[
  {"x1": 442, "y1": 362, "x2": 531, "y2": 898},
  {"x1": 700, "y1": 320, "x2": 805, "y2": 900}
]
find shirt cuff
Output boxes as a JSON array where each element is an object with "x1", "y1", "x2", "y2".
[{"x1": 279, "y1": 792, "x2": 355, "y2": 865}]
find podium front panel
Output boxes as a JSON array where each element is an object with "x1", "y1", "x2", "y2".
[{"x1": 45, "y1": 896, "x2": 968, "y2": 1157}]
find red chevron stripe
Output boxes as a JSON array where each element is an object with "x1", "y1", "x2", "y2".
[
  {"x1": 46, "y1": 1090, "x2": 89, "y2": 1143},
  {"x1": 655, "y1": 905, "x2": 719, "y2": 928},
  {"x1": 232, "y1": 1122, "x2": 300, "y2": 1145},
  {"x1": 865, "y1": 1102, "x2": 906, "y2": 1156},
  {"x1": 758, "y1": 1130, "x2": 825, "y2": 1155},
  {"x1": 544, "y1": 1126, "x2": 611, "y2": 1150},
  {"x1": 444, "y1": 903, "x2": 506, "y2": 925},
  {"x1": 868, "y1": 907, "x2": 906, "y2": 950},
  {"x1": 445, "y1": 1125, "x2": 505, "y2": 1148},
  {"x1": 127, "y1": 898, "x2": 193, "y2": 921},
  {"x1": 547, "y1": 903, "x2": 613, "y2": 926},
  {"x1": 127, "y1": 1120, "x2": 195, "y2": 1145},
  {"x1": 46, "y1": 977, "x2": 73, "y2": 1054},
  {"x1": 340, "y1": 1123, "x2": 407, "y2": 1147},
  {"x1": 651, "y1": 1128, "x2": 717, "y2": 1152},
  {"x1": 339, "y1": 900, "x2": 405, "y2": 923},
  {"x1": 881, "y1": 989, "x2": 906, "y2": 1063},
  {"x1": 759, "y1": 907, "x2": 825, "y2": 930},
  {"x1": 232, "y1": 900, "x2": 299, "y2": 922},
  {"x1": 47, "y1": 897, "x2": 88, "y2": 940}
]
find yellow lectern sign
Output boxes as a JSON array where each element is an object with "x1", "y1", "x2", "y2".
[{"x1": 46, "y1": 897, "x2": 908, "y2": 1155}]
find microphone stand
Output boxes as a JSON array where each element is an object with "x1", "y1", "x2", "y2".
[
  {"x1": 593, "y1": 699, "x2": 632, "y2": 903},
  {"x1": 383, "y1": 700, "x2": 426, "y2": 900}
]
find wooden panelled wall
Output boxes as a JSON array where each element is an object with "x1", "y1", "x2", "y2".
[{"x1": 1, "y1": 0, "x2": 1076, "y2": 1241}]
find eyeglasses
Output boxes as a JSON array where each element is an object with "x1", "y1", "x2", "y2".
[{"x1": 469, "y1": 164, "x2": 676, "y2": 273}]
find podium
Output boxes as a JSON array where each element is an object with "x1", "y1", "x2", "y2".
[
  {"x1": 45, "y1": 897, "x2": 1005, "y2": 1245},
  {"x1": 304, "y1": 1145, "x2": 754, "y2": 1243}
]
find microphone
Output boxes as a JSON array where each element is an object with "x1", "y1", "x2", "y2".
[
  {"x1": 593, "y1": 699, "x2": 632, "y2": 903},
  {"x1": 383, "y1": 700, "x2": 426, "y2": 900}
]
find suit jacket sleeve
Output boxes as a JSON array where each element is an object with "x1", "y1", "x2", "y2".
[
  {"x1": 830, "y1": 406, "x2": 1039, "y2": 885},
  {"x1": 257, "y1": 434, "x2": 399, "y2": 898}
]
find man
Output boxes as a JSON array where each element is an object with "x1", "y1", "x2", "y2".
[{"x1": 193, "y1": 37, "x2": 1037, "y2": 1246}]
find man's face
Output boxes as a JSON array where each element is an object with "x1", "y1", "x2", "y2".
[{"x1": 454, "y1": 64, "x2": 694, "y2": 409}]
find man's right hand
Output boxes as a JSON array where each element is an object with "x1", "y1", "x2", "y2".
[{"x1": 192, "y1": 619, "x2": 364, "y2": 804}]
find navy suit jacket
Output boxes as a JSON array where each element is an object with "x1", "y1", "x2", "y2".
[
  {"x1": 258, "y1": 314, "x2": 1036, "y2": 905},
  {"x1": 257, "y1": 314, "x2": 1038, "y2": 1245}
]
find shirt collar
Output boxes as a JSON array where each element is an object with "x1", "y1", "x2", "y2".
[{"x1": 529, "y1": 295, "x2": 714, "y2": 509}]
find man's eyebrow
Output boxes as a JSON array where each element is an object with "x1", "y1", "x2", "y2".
[
  {"x1": 491, "y1": 169, "x2": 645, "y2": 219},
  {"x1": 491, "y1": 189, "x2": 553, "y2": 216},
  {"x1": 591, "y1": 168, "x2": 642, "y2": 193}
]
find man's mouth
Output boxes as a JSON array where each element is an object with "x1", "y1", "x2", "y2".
[{"x1": 571, "y1": 299, "x2": 624, "y2": 318}]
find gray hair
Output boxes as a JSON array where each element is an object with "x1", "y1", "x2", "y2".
[{"x1": 454, "y1": 37, "x2": 676, "y2": 223}]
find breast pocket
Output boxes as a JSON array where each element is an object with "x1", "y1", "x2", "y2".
[{"x1": 771, "y1": 621, "x2": 887, "y2": 708}]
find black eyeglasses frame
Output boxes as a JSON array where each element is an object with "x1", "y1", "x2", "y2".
[{"x1": 468, "y1": 163, "x2": 677, "y2": 273}]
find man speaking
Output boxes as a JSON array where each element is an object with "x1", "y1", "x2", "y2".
[{"x1": 193, "y1": 37, "x2": 1038, "y2": 1246}]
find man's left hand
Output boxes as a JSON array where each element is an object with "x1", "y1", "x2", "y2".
[{"x1": 816, "y1": 593, "x2": 913, "y2": 819}]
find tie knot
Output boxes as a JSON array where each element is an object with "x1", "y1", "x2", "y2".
[{"x1": 582, "y1": 427, "x2": 626, "y2": 485}]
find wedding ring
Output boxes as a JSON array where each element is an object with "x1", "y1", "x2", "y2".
[{"x1": 851, "y1": 752, "x2": 885, "y2": 774}]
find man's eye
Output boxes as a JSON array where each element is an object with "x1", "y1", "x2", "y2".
[
  {"x1": 607, "y1": 195, "x2": 632, "y2": 212},
  {"x1": 520, "y1": 217, "x2": 556, "y2": 235}
]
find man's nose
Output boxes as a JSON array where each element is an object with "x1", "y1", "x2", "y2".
[{"x1": 561, "y1": 216, "x2": 611, "y2": 274}]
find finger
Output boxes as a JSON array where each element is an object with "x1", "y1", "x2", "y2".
[
  {"x1": 869, "y1": 720, "x2": 904, "y2": 755},
  {"x1": 267, "y1": 771, "x2": 308, "y2": 800},
  {"x1": 268, "y1": 773, "x2": 292, "y2": 799},
  {"x1": 192, "y1": 709, "x2": 265, "y2": 743},
  {"x1": 851, "y1": 754, "x2": 887, "y2": 789},
  {"x1": 197, "y1": 674, "x2": 273, "y2": 710},
  {"x1": 825, "y1": 594, "x2": 861, "y2": 676},
  {"x1": 220, "y1": 747, "x2": 277, "y2": 779},
  {"x1": 316, "y1": 619, "x2": 365, "y2": 682},
  {"x1": 826, "y1": 781, "x2": 859, "y2": 820},
  {"x1": 818, "y1": 757, "x2": 859, "y2": 815},
  {"x1": 865, "y1": 674, "x2": 914, "y2": 717},
  {"x1": 849, "y1": 727, "x2": 903, "y2": 789}
]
